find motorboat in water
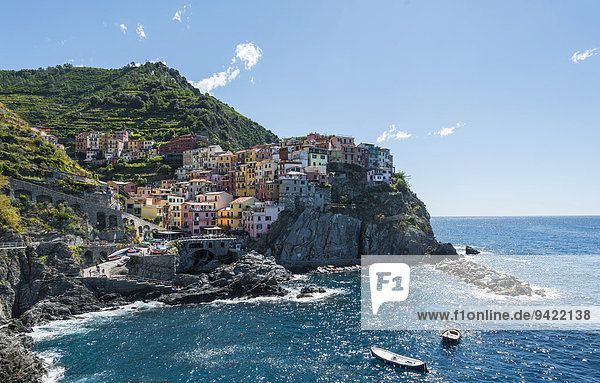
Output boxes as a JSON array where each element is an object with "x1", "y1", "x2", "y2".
[
  {"x1": 370, "y1": 345, "x2": 428, "y2": 373},
  {"x1": 441, "y1": 328, "x2": 461, "y2": 344}
]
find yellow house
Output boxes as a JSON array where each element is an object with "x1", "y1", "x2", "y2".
[
  {"x1": 164, "y1": 195, "x2": 184, "y2": 229},
  {"x1": 127, "y1": 140, "x2": 139, "y2": 150},
  {"x1": 235, "y1": 148, "x2": 256, "y2": 165},
  {"x1": 217, "y1": 196, "x2": 256, "y2": 230},
  {"x1": 141, "y1": 197, "x2": 160, "y2": 223},
  {"x1": 99, "y1": 135, "x2": 108, "y2": 150},
  {"x1": 244, "y1": 162, "x2": 256, "y2": 197},
  {"x1": 235, "y1": 164, "x2": 248, "y2": 197},
  {"x1": 216, "y1": 151, "x2": 235, "y2": 175}
]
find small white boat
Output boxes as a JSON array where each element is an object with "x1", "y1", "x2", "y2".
[
  {"x1": 370, "y1": 345, "x2": 428, "y2": 373},
  {"x1": 107, "y1": 248, "x2": 128, "y2": 260},
  {"x1": 441, "y1": 328, "x2": 461, "y2": 344}
]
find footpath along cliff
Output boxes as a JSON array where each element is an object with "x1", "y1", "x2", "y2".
[{"x1": 254, "y1": 163, "x2": 456, "y2": 269}]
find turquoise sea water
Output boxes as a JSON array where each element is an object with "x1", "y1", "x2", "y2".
[{"x1": 33, "y1": 216, "x2": 600, "y2": 382}]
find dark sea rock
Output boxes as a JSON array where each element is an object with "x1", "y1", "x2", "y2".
[
  {"x1": 466, "y1": 245, "x2": 481, "y2": 255},
  {"x1": 436, "y1": 258, "x2": 545, "y2": 297},
  {"x1": 0, "y1": 330, "x2": 45, "y2": 383},
  {"x1": 297, "y1": 286, "x2": 326, "y2": 299},
  {"x1": 426, "y1": 242, "x2": 458, "y2": 256},
  {"x1": 160, "y1": 251, "x2": 291, "y2": 305}
]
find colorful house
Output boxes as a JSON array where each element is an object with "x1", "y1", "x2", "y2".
[
  {"x1": 217, "y1": 196, "x2": 256, "y2": 230},
  {"x1": 243, "y1": 201, "x2": 284, "y2": 238}
]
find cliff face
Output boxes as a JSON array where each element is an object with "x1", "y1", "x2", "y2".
[
  {"x1": 255, "y1": 163, "x2": 454, "y2": 269},
  {"x1": 0, "y1": 241, "x2": 100, "y2": 383}
]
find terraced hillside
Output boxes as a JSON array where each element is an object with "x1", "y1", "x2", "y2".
[
  {"x1": 0, "y1": 62, "x2": 277, "y2": 150},
  {"x1": 0, "y1": 101, "x2": 88, "y2": 179}
]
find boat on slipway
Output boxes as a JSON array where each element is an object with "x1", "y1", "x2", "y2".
[
  {"x1": 107, "y1": 247, "x2": 141, "y2": 260},
  {"x1": 370, "y1": 345, "x2": 428, "y2": 373}
]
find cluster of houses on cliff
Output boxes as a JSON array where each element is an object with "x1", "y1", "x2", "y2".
[
  {"x1": 75, "y1": 130, "x2": 159, "y2": 163},
  {"x1": 104, "y1": 132, "x2": 395, "y2": 238}
]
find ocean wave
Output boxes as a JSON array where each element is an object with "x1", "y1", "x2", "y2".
[
  {"x1": 30, "y1": 301, "x2": 164, "y2": 342},
  {"x1": 208, "y1": 286, "x2": 349, "y2": 306},
  {"x1": 290, "y1": 273, "x2": 310, "y2": 281},
  {"x1": 39, "y1": 349, "x2": 65, "y2": 383}
]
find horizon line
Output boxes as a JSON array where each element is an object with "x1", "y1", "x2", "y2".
[{"x1": 431, "y1": 214, "x2": 600, "y2": 218}]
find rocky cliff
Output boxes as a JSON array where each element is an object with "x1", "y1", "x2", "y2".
[
  {"x1": 0, "y1": 241, "x2": 102, "y2": 382},
  {"x1": 0, "y1": 239, "x2": 291, "y2": 382},
  {"x1": 254, "y1": 163, "x2": 455, "y2": 269}
]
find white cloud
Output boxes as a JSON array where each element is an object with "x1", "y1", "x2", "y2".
[
  {"x1": 136, "y1": 24, "x2": 146, "y2": 39},
  {"x1": 172, "y1": 10, "x2": 182, "y2": 22},
  {"x1": 172, "y1": 4, "x2": 191, "y2": 24},
  {"x1": 190, "y1": 67, "x2": 240, "y2": 94},
  {"x1": 234, "y1": 42, "x2": 262, "y2": 69},
  {"x1": 119, "y1": 23, "x2": 127, "y2": 34},
  {"x1": 571, "y1": 48, "x2": 598, "y2": 63},
  {"x1": 189, "y1": 42, "x2": 262, "y2": 94},
  {"x1": 429, "y1": 122, "x2": 464, "y2": 137},
  {"x1": 376, "y1": 125, "x2": 412, "y2": 143},
  {"x1": 148, "y1": 57, "x2": 167, "y2": 65}
]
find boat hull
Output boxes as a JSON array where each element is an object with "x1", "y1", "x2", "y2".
[
  {"x1": 370, "y1": 346, "x2": 428, "y2": 373},
  {"x1": 441, "y1": 329, "x2": 461, "y2": 344}
]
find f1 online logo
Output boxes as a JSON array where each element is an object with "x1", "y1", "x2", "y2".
[{"x1": 369, "y1": 263, "x2": 410, "y2": 314}]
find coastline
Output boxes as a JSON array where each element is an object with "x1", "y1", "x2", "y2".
[{"x1": 31, "y1": 274, "x2": 346, "y2": 383}]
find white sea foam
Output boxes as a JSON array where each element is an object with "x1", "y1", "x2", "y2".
[
  {"x1": 31, "y1": 301, "x2": 164, "y2": 342},
  {"x1": 291, "y1": 273, "x2": 310, "y2": 281},
  {"x1": 208, "y1": 286, "x2": 349, "y2": 306},
  {"x1": 464, "y1": 282, "x2": 562, "y2": 303},
  {"x1": 39, "y1": 349, "x2": 65, "y2": 383}
]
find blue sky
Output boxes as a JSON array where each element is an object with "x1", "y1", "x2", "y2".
[{"x1": 1, "y1": 1, "x2": 599, "y2": 216}]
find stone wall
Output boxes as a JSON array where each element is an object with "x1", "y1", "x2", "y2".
[{"x1": 126, "y1": 255, "x2": 178, "y2": 281}]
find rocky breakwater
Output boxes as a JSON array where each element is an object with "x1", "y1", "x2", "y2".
[
  {"x1": 254, "y1": 163, "x2": 456, "y2": 270},
  {"x1": 436, "y1": 258, "x2": 546, "y2": 297},
  {"x1": 160, "y1": 251, "x2": 291, "y2": 305}
]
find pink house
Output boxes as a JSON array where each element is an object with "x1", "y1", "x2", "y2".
[
  {"x1": 243, "y1": 201, "x2": 284, "y2": 238},
  {"x1": 181, "y1": 202, "x2": 218, "y2": 235}
]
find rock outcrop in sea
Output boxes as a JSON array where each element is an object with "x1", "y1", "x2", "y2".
[
  {"x1": 254, "y1": 163, "x2": 456, "y2": 269},
  {"x1": 466, "y1": 245, "x2": 481, "y2": 255},
  {"x1": 436, "y1": 258, "x2": 546, "y2": 297},
  {"x1": 160, "y1": 251, "x2": 291, "y2": 305}
]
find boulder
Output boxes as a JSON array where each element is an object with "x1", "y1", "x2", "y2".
[
  {"x1": 160, "y1": 251, "x2": 291, "y2": 305},
  {"x1": 297, "y1": 286, "x2": 326, "y2": 299},
  {"x1": 466, "y1": 246, "x2": 480, "y2": 255},
  {"x1": 0, "y1": 330, "x2": 45, "y2": 383}
]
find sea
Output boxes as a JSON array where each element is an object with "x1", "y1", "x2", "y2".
[{"x1": 33, "y1": 216, "x2": 600, "y2": 382}]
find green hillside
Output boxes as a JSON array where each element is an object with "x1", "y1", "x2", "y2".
[
  {"x1": 0, "y1": 62, "x2": 278, "y2": 150},
  {"x1": 0, "y1": 101, "x2": 88, "y2": 179}
]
